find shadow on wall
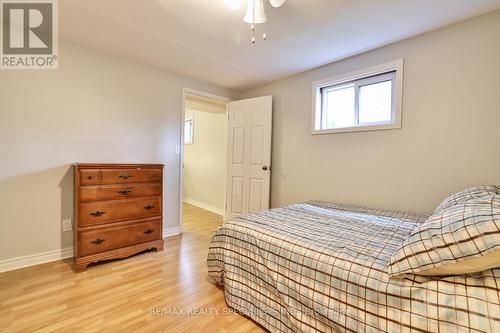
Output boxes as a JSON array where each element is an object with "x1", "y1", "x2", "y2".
[
  {"x1": 0, "y1": 164, "x2": 74, "y2": 261},
  {"x1": 59, "y1": 165, "x2": 74, "y2": 257}
]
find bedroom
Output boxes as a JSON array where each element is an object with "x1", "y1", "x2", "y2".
[{"x1": 0, "y1": 0, "x2": 499, "y2": 332}]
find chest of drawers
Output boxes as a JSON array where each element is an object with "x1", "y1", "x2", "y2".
[{"x1": 74, "y1": 164, "x2": 164, "y2": 272}]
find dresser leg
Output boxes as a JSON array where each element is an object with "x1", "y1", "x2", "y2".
[{"x1": 74, "y1": 262, "x2": 88, "y2": 273}]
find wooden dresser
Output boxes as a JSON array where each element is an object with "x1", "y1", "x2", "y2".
[{"x1": 74, "y1": 163, "x2": 164, "y2": 272}]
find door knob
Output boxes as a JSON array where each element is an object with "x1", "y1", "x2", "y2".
[{"x1": 262, "y1": 165, "x2": 268, "y2": 171}]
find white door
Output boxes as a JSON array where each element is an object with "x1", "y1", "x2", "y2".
[{"x1": 225, "y1": 96, "x2": 273, "y2": 220}]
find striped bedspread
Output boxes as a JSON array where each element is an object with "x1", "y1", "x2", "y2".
[{"x1": 207, "y1": 201, "x2": 500, "y2": 332}]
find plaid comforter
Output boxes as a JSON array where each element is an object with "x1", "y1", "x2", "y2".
[{"x1": 207, "y1": 202, "x2": 500, "y2": 332}]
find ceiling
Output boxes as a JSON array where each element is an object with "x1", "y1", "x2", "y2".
[{"x1": 60, "y1": 0, "x2": 500, "y2": 91}]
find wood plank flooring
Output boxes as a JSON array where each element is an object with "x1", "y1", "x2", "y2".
[{"x1": 0, "y1": 204, "x2": 265, "y2": 333}]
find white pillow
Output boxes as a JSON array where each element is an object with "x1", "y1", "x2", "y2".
[
  {"x1": 433, "y1": 185, "x2": 499, "y2": 214},
  {"x1": 388, "y1": 195, "x2": 500, "y2": 277}
]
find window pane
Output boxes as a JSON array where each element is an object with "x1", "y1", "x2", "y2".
[
  {"x1": 323, "y1": 84, "x2": 355, "y2": 129},
  {"x1": 358, "y1": 80, "x2": 392, "y2": 124},
  {"x1": 184, "y1": 120, "x2": 192, "y2": 143}
]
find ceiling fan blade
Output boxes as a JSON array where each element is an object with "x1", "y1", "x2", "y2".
[{"x1": 269, "y1": 0, "x2": 286, "y2": 8}]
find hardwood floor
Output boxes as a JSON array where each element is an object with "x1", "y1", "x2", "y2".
[{"x1": 0, "y1": 204, "x2": 265, "y2": 333}]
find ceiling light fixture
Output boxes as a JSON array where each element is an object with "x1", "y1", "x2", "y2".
[
  {"x1": 226, "y1": 0, "x2": 287, "y2": 44},
  {"x1": 269, "y1": 0, "x2": 286, "y2": 7}
]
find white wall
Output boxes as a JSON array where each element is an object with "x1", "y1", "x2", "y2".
[
  {"x1": 184, "y1": 108, "x2": 227, "y2": 213},
  {"x1": 0, "y1": 41, "x2": 236, "y2": 262},
  {"x1": 242, "y1": 10, "x2": 500, "y2": 214}
]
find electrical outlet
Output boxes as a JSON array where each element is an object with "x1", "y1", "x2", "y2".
[{"x1": 62, "y1": 219, "x2": 72, "y2": 232}]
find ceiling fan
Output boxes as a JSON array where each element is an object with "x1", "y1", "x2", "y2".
[{"x1": 225, "y1": 0, "x2": 287, "y2": 43}]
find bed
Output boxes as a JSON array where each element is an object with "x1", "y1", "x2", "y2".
[{"x1": 207, "y1": 201, "x2": 500, "y2": 332}]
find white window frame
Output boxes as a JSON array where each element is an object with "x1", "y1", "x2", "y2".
[
  {"x1": 184, "y1": 115, "x2": 194, "y2": 145},
  {"x1": 311, "y1": 59, "x2": 404, "y2": 134}
]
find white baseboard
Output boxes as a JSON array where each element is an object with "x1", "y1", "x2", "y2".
[
  {"x1": 183, "y1": 197, "x2": 224, "y2": 216},
  {"x1": 163, "y1": 226, "x2": 181, "y2": 238},
  {"x1": 0, "y1": 247, "x2": 74, "y2": 273}
]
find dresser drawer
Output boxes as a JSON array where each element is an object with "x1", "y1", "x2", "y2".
[
  {"x1": 79, "y1": 219, "x2": 162, "y2": 256},
  {"x1": 79, "y1": 197, "x2": 162, "y2": 227},
  {"x1": 99, "y1": 184, "x2": 162, "y2": 200},
  {"x1": 80, "y1": 170, "x2": 100, "y2": 185},
  {"x1": 79, "y1": 184, "x2": 163, "y2": 203},
  {"x1": 148, "y1": 169, "x2": 163, "y2": 182},
  {"x1": 101, "y1": 169, "x2": 149, "y2": 184},
  {"x1": 98, "y1": 184, "x2": 148, "y2": 201}
]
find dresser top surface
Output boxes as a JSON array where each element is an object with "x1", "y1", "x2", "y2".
[{"x1": 74, "y1": 163, "x2": 164, "y2": 169}]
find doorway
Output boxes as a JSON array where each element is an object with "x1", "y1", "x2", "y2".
[
  {"x1": 179, "y1": 89, "x2": 273, "y2": 233},
  {"x1": 179, "y1": 88, "x2": 231, "y2": 231}
]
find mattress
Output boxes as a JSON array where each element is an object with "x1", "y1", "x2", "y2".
[{"x1": 207, "y1": 201, "x2": 500, "y2": 332}]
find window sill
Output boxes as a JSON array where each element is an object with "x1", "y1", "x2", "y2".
[{"x1": 311, "y1": 122, "x2": 401, "y2": 135}]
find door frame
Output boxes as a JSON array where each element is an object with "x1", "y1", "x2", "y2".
[{"x1": 179, "y1": 87, "x2": 232, "y2": 233}]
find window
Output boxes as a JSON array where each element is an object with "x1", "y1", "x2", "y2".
[
  {"x1": 184, "y1": 116, "x2": 194, "y2": 144},
  {"x1": 312, "y1": 60, "x2": 403, "y2": 134}
]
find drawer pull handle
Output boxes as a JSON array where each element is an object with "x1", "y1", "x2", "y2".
[
  {"x1": 144, "y1": 205, "x2": 155, "y2": 210},
  {"x1": 117, "y1": 189, "x2": 132, "y2": 195},
  {"x1": 90, "y1": 238, "x2": 105, "y2": 245},
  {"x1": 90, "y1": 211, "x2": 106, "y2": 217},
  {"x1": 143, "y1": 229, "x2": 154, "y2": 234},
  {"x1": 119, "y1": 175, "x2": 132, "y2": 179}
]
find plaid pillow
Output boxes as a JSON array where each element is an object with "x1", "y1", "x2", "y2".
[
  {"x1": 388, "y1": 195, "x2": 500, "y2": 277},
  {"x1": 433, "y1": 185, "x2": 500, "y2": 214}
]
